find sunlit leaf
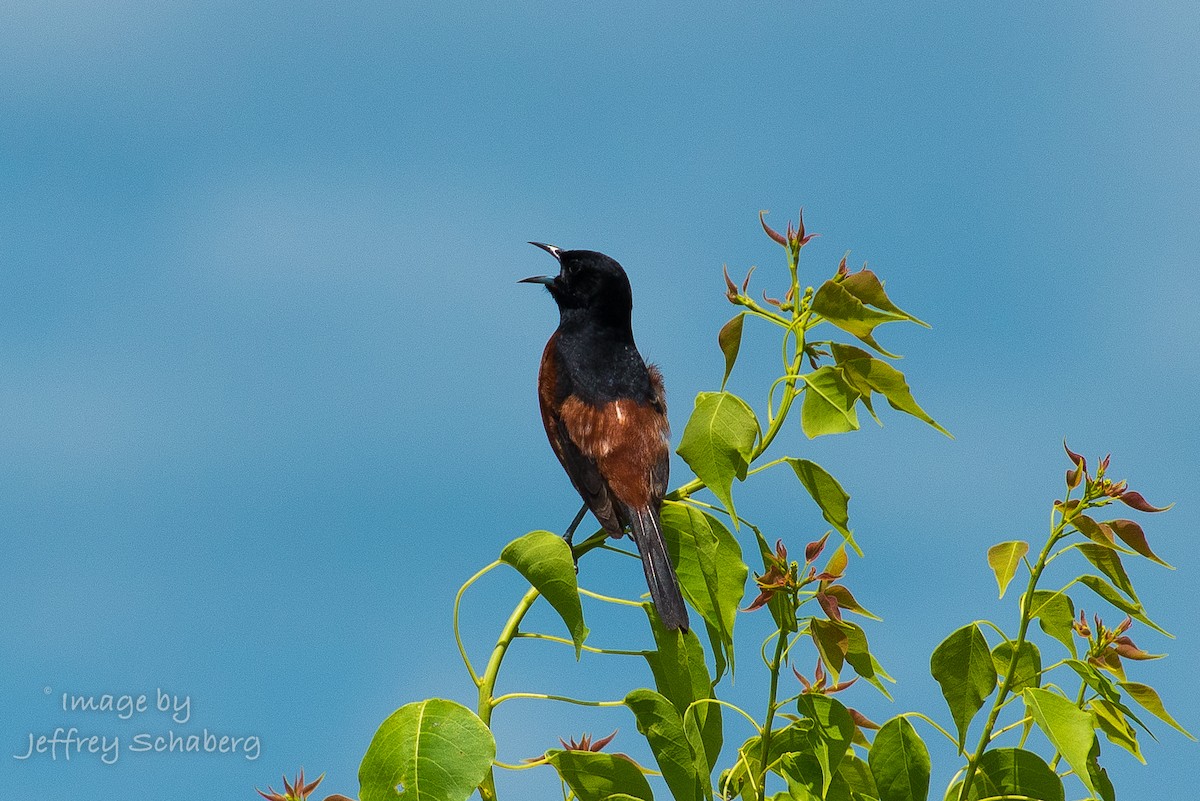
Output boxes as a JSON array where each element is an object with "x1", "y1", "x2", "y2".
[
  {"x1": 797, "y1": 694, "x2": 856, "y2": 794},
  {"x1": 843, "y1": 620, "x2": 895, "y2": 699},
  {"x1": 991, "y1": 640, "x2": 1042, "y2": 694},
  {"x1": 968, "y1": 748, "x2": 1064, "y2": 801},
  {"x1": 500, "y1": 530, "x2": 588, "y2": 656},
  {"x1": 677, "y1": 391, "x2": 758, "y2": 525},
  {"x1": 801, "y1": 366, "x2": 861, "y2": 438},
  {"x1": 1090, "y1": 699, "x2": 1144, "y2": 763},
  {"x1": 868, "y1": 717, "x2": 930, "y2": 801},
  {"x1": 1077, "y1": 575, "x2": 1171, "y2": 637},
  {"x1": 836, "y1": 356, "x2": 950, "y2": 437},
  {"x1": 786, "y1": 457, "x2": 860, "y2": 555},
  {"x1": 839, "y1": 754, "x2": 878, "y2": 800},
  {"x1": 811, "y1": 618, "x2": 850, "y2": 678},
  {"x1": 931, "y1": 623, "x2": 997, "y2": 752},
  {"x1": 1061, "y1": 660, "x2": 1153, "y2": 736},
  {"x1": 360, "y1": 699, "x2": 495, "y2": 801},
  {"x1": 721, "y1": 724, "x2": 814, "y2": 799},
  {"x1": 543, "y1": 749, "x2": 653, "y2": 801},
  {"x1": 840, "y1": 269, "x2": 929, "y2": 327},
  {"x1": 1027, "y1": 589, "x2": 1077, "y2": 658},
  {"x1": 1077, "y1": 544, "x2": 1138, "y2": 602},
  {"x1": 660, "y1": 502, "x2": 747, "y2": 678},
  {"x1": 642, "y1": 606, "x2": 723, "y2": 767},
  {"x1": 625, "y1": 689, "x2": 710, "y2": 801},
  {"x1": 1071, "y1": 515, "x2": 1122, "y2": 550},
  {"x1": 811, "y1": 279, "x2": 904, "y2": 357},
  {"x1": 1119, "y1": 682, "x2": 1197, "y2": 740},
  {"x1": 1024, "y1": 688, "x2": 1103, "y2": 800},
  {"x1": 986, "y1": 541, "x2": 1028, "y2": 598}
]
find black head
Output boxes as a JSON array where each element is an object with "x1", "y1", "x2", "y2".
[{"x1": 520, "y1": 243, "x2": 634, "y2": 327}]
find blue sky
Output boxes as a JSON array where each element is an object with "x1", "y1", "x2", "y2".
[{"x1": 2, "y1": 2, "x2": 1197, "y2": 798}]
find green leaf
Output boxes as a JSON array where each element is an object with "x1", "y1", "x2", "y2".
[
  {"x1": 720, "y1": 725, "x2": 814, "y2": 800},
  {"x1": 625, "y1": 689, "x2": 709, "y2": 801},
  {"x1": 843, "y1": 620, "x2": 896, "y2": 699},
  {"x1": 840, "y1": 269, "x2": 929, "y2": 327},
  {"x1": 811, "y1": 618, "x2": 849, "y2": 676},
  {"x1": 991, "y1": 640, "x2": 1042, "y2": 694},
  {"x1": 1070, "y1": 515, "x2": 1121, "y2": 549},
  {"x1": 500, "y1": 530, "x2": 589, "y2": 656},
  {"x1": 1119, "y1": 681, "x2": 1197, "y2": 739},
  {"x1": 642, "y1": 606, "x2": 723, "y2": 767},
  {"x1": 986, "y1": 541, "x2": 1028, "y2": 598},
  {"x1": 801, "y1": 366, "x2": 861, "y2": 438},
  {"x1": 543, "y1": 750, "x2": 654, "y2": 801},
  {"x1": 839, "y1": 754, "x2": 879, "y2": 800},
  {"x1": 1023, "y1": 688, "x2": 1102, "y2": 800},
  {"x1": 677, "y1": 391, "x2": 758, "y2": 525},
  {"x1": 836, "y1": 357, "x2": 951, "y2": 437},
  {"x1": 1106, "y1": 518, "x2": 1174, "y2": 568},
  {"x1": 797, "y1": 694, "x2": 856, "y2": 794},
  {"x1": 718, "y1": 313, "x2": 745, "y2": 390},
  {"x1": 1085, "y1": 738, "x2": 1116, "y2": 801},
  {"x1": 1027, "y1": 589, "x2": 1077, "y2": 658},
  {"x1": 823, "y1": 583, "x2": 882, "y2": 621},
  {"x1": 1061, "y1": 660, "x2": 1153, "y2": 736},
  {"x1": 930, "y1": 623, "x2": 997, "y2": 752},
  {"x1": 359, "y1": 699, "x2": 495, "y2": 801},
  {"x1": 660, "y1": 501, "x2": 747, "y2": 675},
  {"x1": 970, "y1": 748, "x2": 1064, "y2": 801},
  {"x1": 1078, "y1": 544, "x2": 1138, "y2": 602},
  {"x1": 778, "y1": 752, "x2": 854, "y2": 801},
  {"x1": 1090, "y1": 699, "x2": 1145, "y2": 763},
  {"x1": 1076, "y1": 575, "x2": 1172, "y2": 637},
  {"x1": 811, "y1": 279, "x2": 905, "y2": 357},
  {"x1": 868, "y1": 716, "x2": 930, "y2": 801},
  {"x1": 785, "y1": 458, "x2": 861, "y2": 555}
]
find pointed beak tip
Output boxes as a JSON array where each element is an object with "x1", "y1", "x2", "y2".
[
  {"x1": 529, "y1": 241, "x2": 563, "y2": 261},
  {"x1": 518, "y1": 275, "x2": 556, "y2": 286}
]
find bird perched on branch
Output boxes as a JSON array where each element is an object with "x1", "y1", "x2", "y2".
[{"x1": 521, "y1": 243, "x2": 689, "y2": 632}]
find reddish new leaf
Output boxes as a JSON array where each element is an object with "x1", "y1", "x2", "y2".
[
  {"x1": 1106, "y1": 519, "x2": 1174, "y2": 568},
  {"x1": 1118, "y1": 491, "x2": 1172, "y2": 513}
]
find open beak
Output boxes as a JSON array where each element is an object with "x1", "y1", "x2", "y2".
[
  {"x1": 520, "y1": 241, "x2": 563, "y2": 285},
  {"x1": 528, "y1": 241, "x2": 563, "y2": 261}
]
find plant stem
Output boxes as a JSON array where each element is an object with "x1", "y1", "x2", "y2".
[
  {"x1": 477, "y1": 585, "x2": 541, "y2": 801},
  {"x1": 958, "y1": 519, "x2": 1067, "y2": 801},
  {"x1": 757, "y1": 623, "x2": 790, "y2": 801}
]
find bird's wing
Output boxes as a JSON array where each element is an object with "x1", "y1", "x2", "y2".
[{"x1": 538, "y1": 334, "x2": 622, "y2": 536}]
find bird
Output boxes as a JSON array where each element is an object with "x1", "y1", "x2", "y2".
[{"x1": 520, "y1": 242, "x2": 690, "y2": 632}]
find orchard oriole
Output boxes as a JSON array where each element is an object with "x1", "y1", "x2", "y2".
[{"x1": 521, "y1": 243, "x2": 689, "y2": 632}]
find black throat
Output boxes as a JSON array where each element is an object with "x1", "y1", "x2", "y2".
[{"x1": 553, "y1": 309, "x2": 653, "y2": 406}]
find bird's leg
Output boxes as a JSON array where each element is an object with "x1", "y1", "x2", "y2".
[
  {"x1": 563, "y1": 503, "x2": 588, "y2": 546},
  {"x1": 563, "y1": 503, "x2": 589, "y2": 572}
]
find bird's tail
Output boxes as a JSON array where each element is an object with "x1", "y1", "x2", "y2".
[{"x1": 626, "y1": 505, "x2": 690, "y2": 632}]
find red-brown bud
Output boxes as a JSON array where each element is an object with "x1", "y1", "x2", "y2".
[
  {"x1": 723, "y1": 264, "x2": 738, "y2": 300},
  {"x1": 1118, "y1": 490, "x2": 1171, "y2": 513},
  {"x1": 816, "y1": 591, "x2": 842, "y2": 622},
  {"x1": 1066, "y1": 465, "x2": 1083, "y2": 490},
  {"x1": 848, "y1": 707, "x2": 880, "y2": 730},
  {"x1": 760, "y1": 211, "x2": 788, "y2": 246},
  {"x1": 741, "y1": 265, "x2": 756, "y2": 294},
  {"x1": 1063, "y1": 441, "x2": 1087, "y2": 472},
  {"x1": 805, "y1": 532, "x2": 830, "y2": 563}
]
